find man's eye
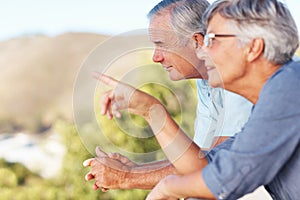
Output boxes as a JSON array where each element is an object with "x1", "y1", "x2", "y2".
[
  {"x1": 161, "y1": 44, "x2": 173, "y2": 49},
  {"x1": 211, "y1": 38, "x2": 217, "y2": 44}
]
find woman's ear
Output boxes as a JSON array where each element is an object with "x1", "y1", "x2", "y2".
[
  {"x1": 247, "y1": 38, "x2": 264, "y2": 62},
  {"x1": 192, "y1": 33, "x2": 204, "y2": 49}
]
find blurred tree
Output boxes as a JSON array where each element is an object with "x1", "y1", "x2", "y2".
[{"x1": 0, "y1": 66, "x2": 197, "y2": 199}]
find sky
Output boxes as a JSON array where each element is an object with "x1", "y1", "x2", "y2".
[{"x1": 0, "y1": 0, "x2": 299, "y2": 41}]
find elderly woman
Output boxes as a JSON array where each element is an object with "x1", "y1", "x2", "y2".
[{"x1": 95, "y1": 0, "x2": 299, "y2": 199}]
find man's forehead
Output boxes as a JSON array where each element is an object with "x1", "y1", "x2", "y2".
[
  {"x1": 149, "y1": 28, "x2": 169, "y2": 39},
  {"x1": 149, "y1": 14, "x2": 174, "y2": 40},
  {"x1": 149, "y1": 10, "x2": 173, "y2": 29}
]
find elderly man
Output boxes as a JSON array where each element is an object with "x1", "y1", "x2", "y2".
[{"x1": 84, "y1": 0, "x2": 253, "y2": 194}]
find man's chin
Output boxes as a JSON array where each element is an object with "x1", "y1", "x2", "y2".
[
  {"x1": 167, "y1": 72, "x2": 184, "y2": 81},
  {"x1": 208, "y1": 79, "x2": 223, "y2": 88},
  {"x1": 169, "y1": 75, "x2": 183, "y2": 81}
]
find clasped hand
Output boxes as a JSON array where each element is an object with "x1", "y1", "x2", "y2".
[{"x1": 83, "y1": 147, "x2": 137, "y2": 191}]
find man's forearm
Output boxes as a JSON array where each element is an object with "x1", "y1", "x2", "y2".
[
  {"x1": 162, "y1": 171, "x2": 215, "y2": 199},
  {"x1": 133, "y1": 159, "x2": 173, "y2": 170},
  {"x1": 123, "y1": 160, "x2": 177, "y2": 189},
  {"x1": 145, "y1": 104, "x2": 208, "y2": 174},
  {"x1": 211, "y1": 136, "x2": 229, "y2": 148}
]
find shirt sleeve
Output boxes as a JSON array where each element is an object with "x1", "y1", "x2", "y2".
[
  {"x1": 202, "y1": 65, "x2": 300, "y2": 199},
  {"x1": 194, "y1": 79, "x2": 213, "y2": 147},
  {"x1": 205, "y1": 135, "x2": 236, "y2": 162}
]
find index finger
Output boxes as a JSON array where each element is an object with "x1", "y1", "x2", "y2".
[
  {"x1": 92, "y1": 72, "x2": 119, "y2": 88},
  {"x1": 95, "y1": 146, "x2": 108, "y2": 157}
]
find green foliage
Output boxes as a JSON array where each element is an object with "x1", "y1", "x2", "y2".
[
  {"x1": 0, "y1": 61, "x2": 197, "y2": 199},
  {"x1": 0, "y1": 121, "x2": 149, "y2": 200},
  {"x1": 0, "y1": 168, "x2": 18, "y2": 187},
  {"x1": 51, "y1": 120, "x2": 107, "y2": 200},
  {"x1": 0, "y1": 159, "x2": 56, "y2": 200}
]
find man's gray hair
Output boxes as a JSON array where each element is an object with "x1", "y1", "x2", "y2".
[
  {"x1": 147, "y1": 0, "x2": 182, "y2": 19},
  {"x1": 171, "y1": 0, "x2": 210, "y2": 38},
  {"x1": 148, "y1": 0, "x2": 210, "y2": 46},
  {"x1": 203, "y1": 0, "x2": 299, "y2": 64}
]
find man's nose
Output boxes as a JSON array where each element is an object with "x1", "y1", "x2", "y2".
[{"x1": 152, "y1": 48, "x2": 164, "y2": 63}]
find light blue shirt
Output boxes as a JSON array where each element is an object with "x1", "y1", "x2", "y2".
[
  {"x1": 194, "y1": 80, "x2": 253, "y2": 148},
  {"x1": 293, "y1": 54, "x2": 300, "y2": 61}
]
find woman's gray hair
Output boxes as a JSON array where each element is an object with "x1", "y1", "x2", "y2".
[
  {"x1": 148, "y1": 0, "x2": 210, "y2": 46},
  {"x1": 203, "y1": 0, "x2": 299, "y2": 64}
]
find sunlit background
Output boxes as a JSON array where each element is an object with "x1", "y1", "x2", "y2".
[
  {"x1": 0, "y1": 0, "x2": 299, "y2": 199},
  {"x1": 0, "y1": 0, "x2": 299, "y2": 41}
]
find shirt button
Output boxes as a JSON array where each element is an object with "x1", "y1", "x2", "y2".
[{"x1": 218, "y1": 192, "x2": 227, "y2": 199}]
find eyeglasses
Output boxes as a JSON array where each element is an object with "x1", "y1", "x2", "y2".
[{"x1": 204, "y1": 33, "x2": 236, "y2": 47}]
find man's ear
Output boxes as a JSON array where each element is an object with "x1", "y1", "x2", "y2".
[
  {"x1": 247, "y1": 38, "x2": 264, "y2": 62},
  {"x1": 192, "y1": 33, "x2": 204, "y2": 49}
]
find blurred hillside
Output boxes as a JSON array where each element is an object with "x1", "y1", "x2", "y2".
[{"x1": 0, "y1": 33, "x2": 108, "y2": 133}]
